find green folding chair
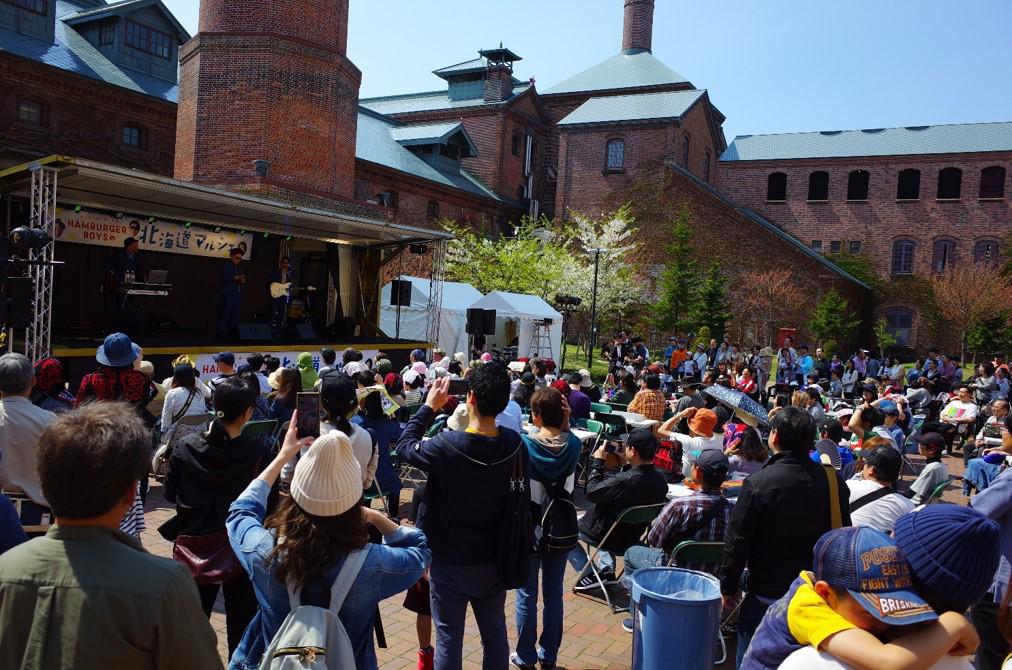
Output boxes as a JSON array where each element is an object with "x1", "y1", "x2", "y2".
[
  {"x1": 666, "y1": 541, "x2": 728, "y2": 664},
  {"x1": 590, "y1": 402, "x2": 613, "y2": 415},
  {"x1": 572, "y1": 502, "x2": 666, "y2": 612},
  {"x1": 926, "y1": 476, "x2": 962, "y2": 504},
  {"x1": 605, "y1": 402, "x2": 629, "y2": 413},
  {"x1": 406, "y1": 404, "x2": 425, "y2": 418},
  {"x1": 595, "y1": 412, "x2": 629, "y2": 442},
  {"x1": 240, "y1": 419, "x2": 278, "y2": 440},
  {"x1": 363, "y1": 480, "x2": 388, "y2": 515},
  {"x1": 425, "y1": 418, "x2": 447, "y2": 439},
  {"x1": 578, "y1": 419, "x2": 606, "y2": 489}
]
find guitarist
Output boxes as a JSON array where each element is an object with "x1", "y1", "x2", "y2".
[
  {"x1": 270, "y1": 256, "x2": 294, "y2": 333},
  {"x1": 216, "y1": 247, "x2": 247, "y2": 339}
]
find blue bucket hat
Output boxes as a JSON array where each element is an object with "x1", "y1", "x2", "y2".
[
  {"x1": 96, "y1": 332, "x2": 141, "y2": 368},
  {"x1": 814, "y1": 526, "x2": 937, "y2": 626}
]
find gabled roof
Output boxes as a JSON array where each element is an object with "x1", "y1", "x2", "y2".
[
  {"x1": 0, "y1": 0, "x2": 179, "y2": 103},
  {"x1": 356, "y1": 109, "x2": 502, "y2": 202},
  {"x1": 389, "y1": 121, "x2": 478, "y2": 157},
  {"x1": 360, "y1": 84, "x2": 533, "y2": 116},
  {"x1": 665, "y1": 162, "x2": 871, "y2": 290},
  {"x1": 543, "y1": 50, "x2": 688, "y2": 96},
  {"x1": 722, "y1": 122, "x2": 1012, "y2": 162},
  {"x1": 558, "y1": 89, "x2": 705, "y2": 126},
  {"x1": 63, "y1": 0, "x2": 190, "y2": 42},
  {"x1": 433, "y1": 57, "x2": 486, "y2": 79}
]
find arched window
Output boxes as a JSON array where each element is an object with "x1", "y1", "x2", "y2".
[
  {"x1": 846, "y1": 170, "x2": 870, "y2": 200},
  {"x1": 807, "y1": 171, "x2": 829, "y2": 201},
  {"x1": 896, "y1": 168, "x2": 920, "y2": 200},
  {"x1": 766, "y1": 172, "x2": 787, "y2": 201},
  {"x1": 680, "y1": 133, "x2": 691, "y2": 168},
  {"x1": 937, "y1": 167, "x2": 962, "y2": 200},
  {"x1": 605, "y1": 139, "x2": 625, "y2": 170},
  {"x1": 883, "y1": 308, "x2": 914, "y2": 346},
  {"x1": 703, "y1": 149, "x2": 712, "y2": 182},
  {"x1": 426, "y1": 200, "x2": 440, "y2": 221},
  {"x1": 980, "y1": 166, "x2": 1006, "y2": 199},
  {"x1": 931, "y1": 238, "x2": 957, "y2": 272},
  {"x1": 973, "y1": 239, "x2": 1001, "y2": 265},
  {"x1": 891, "y1": 240, "x2": 915, "y2": 275}
]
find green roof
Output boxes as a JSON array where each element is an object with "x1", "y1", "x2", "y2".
[
  {"x1": 543, "y1": 50, "x2": 688, "y2": 96},
  {"x1": 389, "y1": 122, "x2": 478, "y2": 157},
  {"x1": 722, "y1": 122, "x2": 1012, "y2": 161},
  {"x1": 432, "y1": 57, "x2": 486, "y2": 79},
  {"x1": 558, "y1": 90, "x2": 704, "y2": 126},
  {"x1": 360, "y1": 84, "x2": 532, "y2": 116}
]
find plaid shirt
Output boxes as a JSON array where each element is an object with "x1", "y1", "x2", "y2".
[
  {"x1": 628, "y1": 389, "x2": 666, "y2": 421},
  {"x1": 647, "y1": 489, "x2": 731, "y2": 574}
]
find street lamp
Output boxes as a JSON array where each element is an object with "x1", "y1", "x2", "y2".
[{"x1": 587, "y1": 248, "x2": 602, "y2": 370}]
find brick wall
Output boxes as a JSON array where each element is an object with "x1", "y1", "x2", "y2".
[
  {"x1": 175, "y1": 0, "x2": 361, "y2": 200},
  {"x1": 0, "y1": 55, "x2": 176, "y2": 174},
  {"x1": 622, "y1": 0, "x2": 655, "y2": 52}
]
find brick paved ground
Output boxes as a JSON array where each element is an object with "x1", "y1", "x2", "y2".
[{"x1": 140, "y1": 451, "x2": 970, "y2": 669}]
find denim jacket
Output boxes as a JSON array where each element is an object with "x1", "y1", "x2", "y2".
[{"x1": 226, "y1": 479, "x2": 430, "y2": 670}]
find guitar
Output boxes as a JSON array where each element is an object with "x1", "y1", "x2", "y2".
[{"x1": 270, "y1": 283, "x2": 317, "y2": 299}]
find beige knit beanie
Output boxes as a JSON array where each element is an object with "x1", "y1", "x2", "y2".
[{"x1": 290, "y1": 431, "x2": 363, "y2": 517}]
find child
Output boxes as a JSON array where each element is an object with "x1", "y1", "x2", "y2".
[
  {"x1": 908, "y1": 432, "x2": 949, "y2": 505},
  {"x1": 829, "y1": 369, "x2": 843, "y2": 399},
  {"x1": 742, "y1": 526, "x2": 978, "y2": 670}
]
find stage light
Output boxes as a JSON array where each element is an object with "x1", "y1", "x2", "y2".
[
  {"x1": 263, "y1": 232, "x2": 270, "y2": 238},
  {"x1": 184, "y1": 221, "x2": 192, "y2": 229},
  {"x1": 148, "y1": 216, "x2": 156, "y2": 223},
  {"x1": 286, "y1": 236, "x2": 292, "y2": 241},
  {"x1": 74, "y1": 205, "x2": 82, "y2": 213},
  {"x1": 240, "y1": 230, "x2": 246, "y2": 235},
  {"x1": 9, "y1": 227, "x2": 51, "y2": 257},
  {"x1": 114, "y1": 212, "x2": 125, "y2": 219},
  {"x1": 213, "y1": 226, "x2": 222, "y2": 233}
]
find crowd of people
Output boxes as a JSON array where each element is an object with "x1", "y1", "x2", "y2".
[{"x1": 0, "y1": 327, "x2": 1010, "y2": 669}]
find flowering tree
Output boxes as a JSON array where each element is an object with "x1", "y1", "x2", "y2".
[
  {"x1": 730, "y1": 269, "x2": 806, "y2": 346},
  {"x1": 930, "y1": 262, "x2": 1012, "y2": 361}
]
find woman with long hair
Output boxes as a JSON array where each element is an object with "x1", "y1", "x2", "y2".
[
  {"x1": 268, "y1": 367, "x2": 300, "y2": 424},
  {"x1": 610, "y1": 372, "x2": 637, "y2": 405},
  {"x1": 841, "y1": 358, "x2": 860, "y2": 398},
  {"x1": 226, "y1": 424, "x2": 429, "y2": 669},
  {"x1": 512, "y1": 372, "x2": 537, "y2": 410},
  {"x1": 726, "y1": 424, "x2": 768, "y2": 478},
  {"x1": 160, "y1": 364, "x2": 208, "y2": 448},
  {"x1": 353, "y1": 388, "x2": 403, "y2": 516},
  {"x1": 164, "y1": 377, "x2": 265, "y2": 656},
  {"x1": 237, "y1": 368, "x2": 271, "y2": 421}
]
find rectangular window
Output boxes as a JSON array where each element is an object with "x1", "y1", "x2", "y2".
[
  {"x1": 830, "y1": 240, "x2": 842, "y2": 253},
  {"x1": 5, "y1": 0, "x2": 47, "y2": 15},
  {"x1": 17, "y1": 99, "x2": 43, "y2": 125},
  {"x1": 849, "y1": 240, "x2": 862, "y2": 254},
  {"x1": 353, "y1": 179, "x2": 370, "y2": 201},
  {"x1": 125, "y1": 20, "x2": 172, "y2": 60},
  {"x1": 810, "y1": 240, "x2": 823, "y2": 253},
  {"x1": 122, "y1": 125, "x2": 143, "y2": 148},
  {"x1": 99, "y1": 20, "x2": 115, "y2": 46}
]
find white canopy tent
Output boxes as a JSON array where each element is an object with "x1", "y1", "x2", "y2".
[
  {"x1": 379, "y1": 276, "x2": 483, "y2": 354},
  {"x1": 468, "y1": 291, "x2": 563, "y2": 362}
]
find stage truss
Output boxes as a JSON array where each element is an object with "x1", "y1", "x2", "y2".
[
  {"x1": 425, "y1": 240, "x2": 447, "y2": 348},
  {"x1": 25, "y1": 164, "x2": 57, "y2": 364}
]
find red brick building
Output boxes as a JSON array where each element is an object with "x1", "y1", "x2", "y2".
[{"x1": 719, "y1": 126, "x2": 1012, "y2": 346}]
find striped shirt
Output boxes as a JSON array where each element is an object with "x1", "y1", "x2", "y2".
[{"x1": 118, "y1": 483, "x2": 146, "y2": 539}]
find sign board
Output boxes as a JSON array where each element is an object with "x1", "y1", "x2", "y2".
[{"x1": 54, "y1": 208, "x2": 254, "y2": 260}]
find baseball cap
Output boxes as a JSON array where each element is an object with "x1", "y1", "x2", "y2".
[
  {"x1": 578, "y1": 369, "x2": 593, "y2": 388},
  {"x1": 695, "y1": 449, "x2": 730, "y2": 479},
  {"x1": 911, "y1": 432, "x2": 945, "y2": 451},
  {"x1": 878, "y1": 400, "x2": 899, "y2": 415},
  {"x1": 627, "y1": 428, "x2": 658, "y2": 460},
  {"x1": 813, "y1": 527, "x2": 937, "y2": 626},
  {"x1": 863, "y1": 444, "x2": 902, "y2": 482},
  {"x1": 214, "y1": 351, "x2": 235, "y2": 365}
]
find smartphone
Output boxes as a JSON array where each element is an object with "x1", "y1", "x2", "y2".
[
  {"x1": 448, "y1": 379, "x2": 470, "y2": 396},
  {"x1": 296, "y1": 392, "x2": 321, "y2": 439}
]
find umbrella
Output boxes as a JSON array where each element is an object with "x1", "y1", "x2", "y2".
[{"x1": 702, "y1": 385, "x2": 770, "y2": 426}]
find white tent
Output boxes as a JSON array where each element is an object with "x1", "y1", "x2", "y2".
[
  {"x1": 468, "y1": 291, "x2": 564, "y2": 362},
  {"x1": 379, "y1": 276, "x2": 483, "y2": 354}
]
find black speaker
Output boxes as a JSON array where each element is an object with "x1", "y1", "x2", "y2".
[
  {"x1": 296, "y1": 323, "x2": 317, "y2": 340},
  {"x1": 466, "y1": 308, "x2": 483, "y2": 335},
  {"x1": 238, "y1": 323, "x2": 272, "y2": 341},
  {"x1": 389, "y1": 280, "x2": 412, "y2": 307},
  {"x1": 5, "y1": 277, "x2": 32, "y2": 329},
  {"x1": 482, "y1": 309, "x2": 497, "y2": 335}
]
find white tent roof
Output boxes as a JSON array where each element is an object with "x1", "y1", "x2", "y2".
[
  {"x1": 469, "y1": 291, "x2": 562, "y2": 320},
  {"x1": 385, "y1": 276, "x2": 483, "y2": 313}
]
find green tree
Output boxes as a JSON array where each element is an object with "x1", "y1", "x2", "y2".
[
  {"x1": 967, "y1": 312, "x2": 1012, "y2": 361},
  {"x1": 807, "y1": 289, "x2": 860, "y2": 348},
  {"x1": 690, "y1": 262, "x2": 732, "y2": 341},
  {"x1": 824, "y1": 252, "x2": 882, "y2": 292},
  {"x1": 873, "y1": 317, "x2": 897, "y2": 359},
  {"x1": 652, "y1": 207, "x2": 699, "y2": 335}
]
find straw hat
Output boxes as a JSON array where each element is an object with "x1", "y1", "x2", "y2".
[{"x1": 290, "y1": 432, "x2": 363, "y2": 517}]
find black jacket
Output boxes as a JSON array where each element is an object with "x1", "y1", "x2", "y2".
[
  {"x1": 719, "y1": 450, "x2": 851, "y2": 599},
  {"x1": 579, "y1": 460, "x2": 669, "y2": 552},
  {"x1": 396, "y1": 404, "x2": 527, "y2": 566},
  {"x1": 164, "y1": 431, "x2": 266, "y2": 536}
]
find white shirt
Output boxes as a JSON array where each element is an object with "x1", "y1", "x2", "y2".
[
  {"x1": 846, "y1": 478, "x2": 915, "y2": 534},
  {"x1": 496, "y1": 400, "x2": 524, "y2": 434},
  {"x1": 281, "y1": 422, "x2": 378, "y2": 489},
  {"x1": 160, "y1": 387, "x2": 209, "y2": 446},
  {"x1": 0, "y1": 396, "x2": 55, "y2": 504},
  {"x1": 781, "y1": 646, "x2": 972, "y2": 670},
  {"x1": 162, "y1": 376, "x2": 213, "y2": 401}
]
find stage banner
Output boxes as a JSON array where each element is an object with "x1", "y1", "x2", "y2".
[
  {"x1": 190, "y1": 350, "x2": 381, "y2": 379},
  {"x1": 54, "y1": 208, "x2": 254, "y2": 260}
]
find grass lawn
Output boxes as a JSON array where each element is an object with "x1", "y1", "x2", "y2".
[{"x1": 559, "y1": 343, "x2": 610, "y2": 381}]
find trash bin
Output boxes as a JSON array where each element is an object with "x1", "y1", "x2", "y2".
[{"x1": 631, "y1": 567, "x2": 721, "y2": 670}]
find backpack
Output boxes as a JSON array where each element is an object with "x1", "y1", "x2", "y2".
[
  {"x1": 533, "y1": 475, "x2": 578, "y2": 554},
  {"x1": 259, "y1": 547, "x2": 370, "y2": 670},
  {"x1": 498, "y1": 447, "x2": 533, "y2": 589}
]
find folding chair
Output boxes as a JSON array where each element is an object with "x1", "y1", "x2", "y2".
[
  {"x1": 239, "y1": 419, "x2": 278, "y2": 440},
  {"x1": 606, "y1": 402, "x2": 629, "y2": 413},
  {"x1": 901, "y1": 415, "x2": 926, "y2": 476},
  {"x1": 405, "y1": 404, "x2": 425, "y2": 418},
  {"x1": 424, "y1": 418, "x2": 447, "y2": 439},
  {"x1": 666, "y1": 541, "x2": 728, "y2": 664},
  {"x1": 926, "y1": 476, "x2": 963, "y2": 504},
  {"x1": 572, "y1": 503, "x2": 666, "y2": 612},
  {"x1": 590, "y1": 402, "x2": 613, "y2": 415},
  {"x1": 595, "y1": 412, "x2": 629, "y2": 443},
  {"x1": 577, "y1": 419, "x2": 606, "y2": 490},
  {"x1": 363, "y1": 480, "x2": 388, "y2": 515}
]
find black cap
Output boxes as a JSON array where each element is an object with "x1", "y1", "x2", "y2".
[
  {"x1": 864, "y1": 444, "x2": 903, "y2": 483},
  {"x1": 695, "y1": 449, "x2": 730, "y2": 479},
  {"x1": 626, "y1": 428, "x2": 658, "y2": 460}
]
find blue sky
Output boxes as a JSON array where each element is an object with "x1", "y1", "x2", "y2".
[{"x1": 161, "y1": 0, "x2": 1012, "y2": 144}]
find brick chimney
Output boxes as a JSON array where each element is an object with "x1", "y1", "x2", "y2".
[
  {"x1": 484, "y1": 64, "x2": 514, "y2": 103},
  {"x1": 622, "y1": 0, "x2": 655, "y2": 53},
  {"x1": 174, "y1": 0, "x2": 361, "y2": 200}
]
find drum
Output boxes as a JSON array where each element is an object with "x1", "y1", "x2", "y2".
[{"x1": 286, "y1": 299, "x2": 306, "y2": 320}]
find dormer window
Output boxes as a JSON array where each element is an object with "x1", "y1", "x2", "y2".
[
  {"x1": 125, "y1": 20, "x2": 172, "y2": 60},
  {"x1": 99, "y1": 20, "x2": 115, "y2": 46},
  {"x1": 122, "y1": 124, "x2": 145, "y2": 148},
  {"x1": 440, "y1": 143, "x2": 460, "y2": 160},
  {"x1": 17, "y1": 99, "x2": 45, "y2": 126}
]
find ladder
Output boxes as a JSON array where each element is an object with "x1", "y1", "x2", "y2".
[{"x1": 528, "y1": 319, "x2": 554, "y2": 361}]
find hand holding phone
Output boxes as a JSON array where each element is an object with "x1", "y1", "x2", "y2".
[
  {"x1": 296, "y1": 392, "x2": 321, "y2": 439},
  {"x1": 447, "y1": 379, "x2": 470, "y2": 397}
]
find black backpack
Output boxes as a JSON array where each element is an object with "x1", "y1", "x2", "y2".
[
  {"x1": 533, "y1": 476, "x2": 579, "y2": 554},
  {"x1": 499, "y1": 447, "x2": 533, "y2": 588}
]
